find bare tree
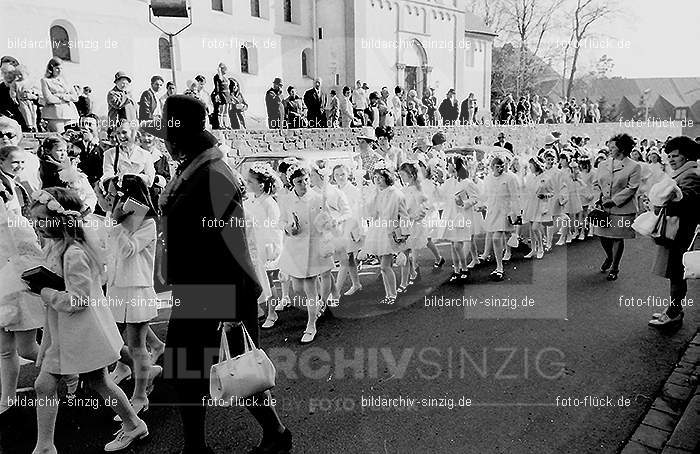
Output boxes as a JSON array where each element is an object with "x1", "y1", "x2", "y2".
[
  {"x1": 564, "y1": 0, "x2": 617, "y2": 99},
  {"x1": 499, "y1": 0, "x2": 566, "y2": 96},
  {"x1": 466, "y1": 0, "x2": 508, "y2": 39}
]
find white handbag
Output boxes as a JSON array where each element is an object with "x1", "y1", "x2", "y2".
[
  {"x1": 209, "y1": 324, "x2": 276, "y2": 404},
  {"x1": 632, "y1": 211, "x2": 660, "y2": 237},
  {"x1": 683, "y1": 227, "x2": 700, "y2": 280}
]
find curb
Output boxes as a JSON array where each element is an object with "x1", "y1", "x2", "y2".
[{"x1": 620, "y1": 330, "x2": 700, "y2": 454}]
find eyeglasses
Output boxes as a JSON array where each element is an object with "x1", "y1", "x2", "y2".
[{"x1": 0, "y1": 131, "x2": 17, "y2": 140}]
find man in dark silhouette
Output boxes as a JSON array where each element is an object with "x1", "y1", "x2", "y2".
[{"x1": 303, "y1": 77, "x2": 327, "y2": 128}]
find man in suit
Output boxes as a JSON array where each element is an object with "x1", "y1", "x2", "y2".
[
  {"x1": 494, "y1": 132, "x2": 514, "y2": 153},
  {"x1": 138, "y1": 75, "x2": 164, "y2": 122},
  {"x1": 141, "y1": 96, "x2": 291, "y2": 454},
  {"x1": 265, "y1": 77, "x2": 285, "y2": 129},
  {"x1": 303, "y1": 77, "x2": 327, "y2": 128}
]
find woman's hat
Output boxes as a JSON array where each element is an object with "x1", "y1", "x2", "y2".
[{"x1": 114, "y1": 71, "x2": 132, "y2": 84}]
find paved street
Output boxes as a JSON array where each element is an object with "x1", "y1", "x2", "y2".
[{"x1": 2, "y1": 235, "x2": 698, "y2": 454}]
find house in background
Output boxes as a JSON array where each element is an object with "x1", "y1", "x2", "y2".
[{"x1": 539, "y1": 77, "x2": 700, "y2": 127}]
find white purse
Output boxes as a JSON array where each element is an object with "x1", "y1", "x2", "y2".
[
  {"x1": 632, "y1": 211, "x2": 660, "y2": 237},
  {"x1": 683, "y1": 227, "x2": 700, "y2": 280},
  {"x1": 209, "y1": 323, "x2": 276, "y2": 404}
]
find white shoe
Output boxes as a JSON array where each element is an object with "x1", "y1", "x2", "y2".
[
  {"x1": 502, "y1": 251, "x2": 511, "y2": 262},
  {"x1": 261, "y1": 316, "x2": 278, "y2": 329},
  {"x1": 104, "y1": 419, "x2": 148, "y2": 451},
  {"x1": 300, "y1": 330, "x2": 317, "y2": 344},
  {"x1": 577, "y1": 232, "x2": 586, "y2": 241},
  {"x1": 109, "y1": 363, "x2": 132, "y2": 386},
  {"x1": 145, "y1": 365, "x2": 161, "y2": 396},
  {"x1": 555, "y1": 237, "x2": 566, "y2": 246},
  {"x1": 648, "y1": 312, "x2": 683, "y2": 328},
  {"x1": 275, "y1": 296, "x2": 290, "y2": 311},
  {"x1": 523, "y1": 251, "x2": 535, "y2": 259},
  {"x1": 536, "y1": 249, "x2": 544, "y2": 259},
  {"x1": 343, "y1": 285, "x2": 363, "y2": 296}
]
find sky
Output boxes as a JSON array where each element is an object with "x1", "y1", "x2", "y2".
[{"x1": 574, "y1": 0, "x2": 700, "y2": 78}]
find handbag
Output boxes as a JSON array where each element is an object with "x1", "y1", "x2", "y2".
[
  {"x1": 651, "y1": 207, "x2": 680, "y2": 246},
  {"x1": 589, "y1": 160, "x2": 616, "y2": 223},
  {"x1": 632, "y1": 211, "x2": 660, "y2": 237},
  {"x1": 682, "y1": 226, "x2": 700, "y2": 279},
  {"x1": 209, "y1": 323, "x2": 276, "y2": 404}
]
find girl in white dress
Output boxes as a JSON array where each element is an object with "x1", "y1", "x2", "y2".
[
  {"x1": 397, "y1": 162, "x2": 429, "y2": 292},
  {"x1": 106, "y1": 175, "x2": 162, "y2": 421},
  {"x1": 273, "y1": 159, "x2": 298, "y2": 311},
  {"x1": 503, "y1": 157, "x2": 525, "y2": 261},
  {"x1": 438, "y1": 156, "x2": 480, "y2": 282},
  {"x1": 363, "y1": 162, "x2": 409, "y2": 305},
  {"x1": 482, "y1": 157, "x2": 519, "y2": 281},
  {"x1": 577, "y1": 156, "x2": 596, "y2": 238},
  {"x1": 557, "y1": 152, "x2": 582, "y2": 245},
  {"x1": 29, "y1": 187, "x2": 148, "y2": 453},
  {"x1": 542, "y1": 150, "x2": 569, "y2": 250},
  {"x1": 522, "y1": 157, "x2": 553, "y2": 259},
  {"x1": 309, "y1": 162, "x2": 351, "y2": 307},
  {"x1": 245, "y1": 163, "x2": 283, "y2": 329},
  {"x1": 331, "y1": 164, "x2": 364, "y2": 296},
  {"x1": 0, "y1": 174, "x2": 43, "y2": 416},
  {"x1": 417, "y1": 161, "x2": 446, "y2": 270},
  {"x1": 278, "y1": 165, "x2": 334, "y2": 344}
]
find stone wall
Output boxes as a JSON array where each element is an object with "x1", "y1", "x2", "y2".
[
  {"x1": 20, "y1": 122, "x2": 683, "y2": 157},
  {"x1": 224, "y1": 122, "x2": 683, "y2": 156}
]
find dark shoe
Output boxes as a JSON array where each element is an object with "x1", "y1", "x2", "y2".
[
  {"x1": 489, "y1": 270, "x2": 504, "y2": 282},
  {"x1": 600, "y1": 258, "x2": 612, "y2": 273},
  {"x1": 433, "y1": 257, "x2": 445, "y2": 270},
  {"x1": 459, "y1": 269, "x2": 470, "y2": 281},
  {"x1": 396, "y1": 285, "x2": 407, "y2": 294},
  {"x1": 248, "y1": 428, "x2": 292, "y2": 454},
  {"x1": 606, "y1": 270, "x2": 618, "y2": 281},
  {"x1": 448, "y1": 271, "x2": 460, "y2": 283}
]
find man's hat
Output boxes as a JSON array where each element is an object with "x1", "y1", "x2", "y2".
[
  {"x1": 273, "y1": 77, "x2": 283, "y2": 85},
  {"x1": 141, "y1": 95, "x2": 213, "y2": 142},
  {"x1": 497, "y1": 132, "x2": 505, "y2": 139},
  {"x1": 114, "y1": 71, "x2": 131, "y2": 83}
]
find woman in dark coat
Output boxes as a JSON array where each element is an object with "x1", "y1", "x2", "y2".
[
  {"x1": 649, "y1": 136, "x2": 700, "y2": 327},
  {"x1": 141, "y1": 95, "x2": 291, "y2": 454},
  {"x1": 228, "y1": 78, "x2": 248, "y2": 129}
]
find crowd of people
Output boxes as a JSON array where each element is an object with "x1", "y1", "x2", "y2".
[
  {"x1": 493, "y1": 93, "x2": 604, "y2": 125},
  {"x1": 0, "y1": 55, "x2": 488, "y2": 132},
  {"x1": 1, "y1": 54, "x2": 699, "y2": 454}
]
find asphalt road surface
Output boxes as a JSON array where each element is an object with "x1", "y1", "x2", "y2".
[{"x1": 2, "y1": 234, "x2": 698, "y2": 454}]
